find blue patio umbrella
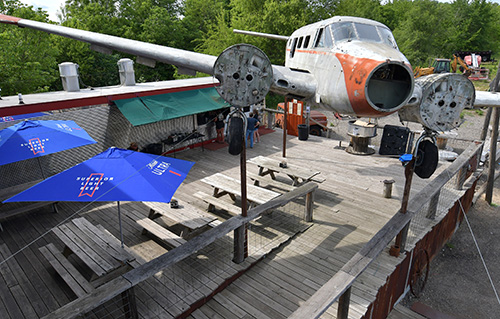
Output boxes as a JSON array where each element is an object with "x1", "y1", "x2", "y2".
[
  {"x1": 0, "y1": 120, "x2": 96, "y2": 166},
  {"x1": 0, "y1": 112, "x2": 50, "y2": 123},
  {"x1": 4, "y1": 147, "x2": 195, "y2": 246}
]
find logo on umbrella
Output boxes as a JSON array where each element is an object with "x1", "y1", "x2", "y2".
[
  {"x1": 27, "y1": 138, "x2": 47, "y2": 155},
  {"x1": 78, "y1": 173, "x2": 114, "y2": 198},
  {"x1": 147, "y1": 160, "x2": 181, "y2": 176}
]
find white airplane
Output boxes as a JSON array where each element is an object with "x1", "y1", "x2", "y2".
[{"x1": 1, "y1": 13, "x2": 498, "y2": 167}]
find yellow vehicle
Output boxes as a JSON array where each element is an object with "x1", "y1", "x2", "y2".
[
  {"x1": 414, "y1": 54, "x2": 488, "y2": 80},
  {"x1": 413, "y1": 55, "x2": 471, "y2": 78}
]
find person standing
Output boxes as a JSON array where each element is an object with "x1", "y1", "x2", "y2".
[
  {"x1": 252, "y1": 109, "x2": 261, "y2": 143},
  {"x1": 215, "y1": 112, "x2": 225, "y2": 143},
  {"x1": 246, "y1": 115, "x2": 260, "y2": 148}
]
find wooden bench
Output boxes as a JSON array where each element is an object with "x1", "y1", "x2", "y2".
[
  {"x1": 0, "y1": 180, "x2": 58, "y2": 231},
  {"x1": 39, "y1": 243, "x2": 94, "y2": 298},
  {"x1": 194, "y1": 191, "x2": 242, "y2": 216},
  {"x1": 124, "y1": 209, "x2": 186, "y2": 248},
  {"x1": 247, "y1": 172, "x2": 297, "y2": 192}
]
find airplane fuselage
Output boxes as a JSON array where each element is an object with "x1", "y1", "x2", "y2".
[{"x1": 282, "y1": 16, "x2": 414, "y2": 117}]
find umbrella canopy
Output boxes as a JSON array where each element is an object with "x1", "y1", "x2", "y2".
[
  {"x1": 0, "y1": 120, "x2": 96, "y2": 166},
  {"x1": 4, "y1": 147, "x2": 195, "y2": 203},
  {"x1": 1, "y1": 112, "x2": 50, "y2": 123}
]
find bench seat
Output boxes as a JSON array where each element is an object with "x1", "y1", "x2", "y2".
[
  {"x1": 124, "y1": 210, "x2": 186, "y2": 248},
  {"x1": 247, "y1": 172, "x2": 296, "y2": 192},
  {"x1": 194, "y1": 191, "x2": 242, "y2": 216},
  {"x1": 39, "y1": 243, "x2": 94, "y2": 298}
]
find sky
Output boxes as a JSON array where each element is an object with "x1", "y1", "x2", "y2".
[{"x1": 19, "y1": 0, "x2": 65, "y2": 22}]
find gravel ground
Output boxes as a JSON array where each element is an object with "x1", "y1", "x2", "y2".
[{"x1": 319, "y1": 109, "x2": 500, "y2": 318}]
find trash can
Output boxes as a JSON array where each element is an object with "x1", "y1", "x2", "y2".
[{"x1": 298, "y1": 124, "x2": 309, "y2": 141}]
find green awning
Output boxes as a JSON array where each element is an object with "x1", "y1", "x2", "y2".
[{"x1": 113, "y1": 87, "x2": 230, "y2": 126}]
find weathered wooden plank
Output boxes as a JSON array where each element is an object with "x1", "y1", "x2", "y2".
[
  {"x1": 124, "y1": 209, "x2": 186, "y2": 248},
  {"x1": 39, "y1": 244, "x2": 94, "y2": 298}
]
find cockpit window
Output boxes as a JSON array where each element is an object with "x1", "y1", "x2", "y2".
[
  {"x1": 378, "y1": 26, "x2": 398, "y2": 49},
  {"x1": 356, "y1": 23, "x2": 381, "y2": 42},
  {"x1": 329, "y1": 21, "x2": 398, "y2": 49},
  {"x1": 331, "y1": 22, "x2": 356, "y2": 43}
]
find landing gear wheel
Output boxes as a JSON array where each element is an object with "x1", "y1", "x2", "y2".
[{"x1": 410, "y1": 248, "x2": 430, "y2": 297}]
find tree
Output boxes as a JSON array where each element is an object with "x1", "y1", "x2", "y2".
[{"x1": 0, "y1": 1, "x2": 59, "y2": 95}]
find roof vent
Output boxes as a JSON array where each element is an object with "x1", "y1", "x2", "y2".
[
  {"x1": 117, "y1": 58, "x2": 135, "y2": 86},
  {"x1": 58, "y1": 62, "x2": 80, "y2": 92}
]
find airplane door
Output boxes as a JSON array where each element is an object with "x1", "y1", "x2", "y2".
[{"x1": 285, "y1": 98, "x2": 304, "y2": 136}]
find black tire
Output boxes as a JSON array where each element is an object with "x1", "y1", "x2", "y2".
[
  {"x1": 309, "y1": 125, "x2": 322, "y2": 136},
  {"x1": 228, "y1": 117, "x2": 244, "y2": 156},
  {"x1": 414, "y1": 140, "x2": 438, "y2": 179}
]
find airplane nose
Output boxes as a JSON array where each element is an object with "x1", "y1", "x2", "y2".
[{"x1": 366, "y1": 62, "x2": 414, "y2": 112}]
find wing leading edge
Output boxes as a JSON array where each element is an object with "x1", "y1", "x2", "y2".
[{"x1": 0, "y1": 14, "x2": 316, "y2": 100}]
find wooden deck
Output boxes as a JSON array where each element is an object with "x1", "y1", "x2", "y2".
[{"x1": 0, "y1": 128, "x2": 448, "y2": 318}]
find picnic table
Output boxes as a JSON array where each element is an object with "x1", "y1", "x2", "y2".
[
  {"x1": 247, "y1": 155, "x2": 322, "y2": 186},
  {"x1": 143, "y1": 201, "x2": 218, "y2": 238},
  {"x1": 199, "y1": 173, "x2": 280, "y2": 213},
  {"x1": 43, "y1": 217, "x2": 136, "y2": 290}
]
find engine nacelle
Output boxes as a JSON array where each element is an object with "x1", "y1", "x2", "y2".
[
  {"x1": 398, "y1": 73, "x2": 475, "y2": 132},
  {"x1": 213, "y1": 44, "x2": 273, "y2": 107}
]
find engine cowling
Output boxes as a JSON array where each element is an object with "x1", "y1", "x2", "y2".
[{"x1": 398, "y1": 73, "x2": 475, "y2": 132}]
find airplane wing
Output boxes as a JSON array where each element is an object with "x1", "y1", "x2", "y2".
[{"x1": 0, "y1": 14, "x2": 316, "y2": 103}]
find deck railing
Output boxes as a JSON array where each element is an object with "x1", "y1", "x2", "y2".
[
  {"x1": 41, "y1": 182, "x2": 318, "y2": 319},
  {"x1": 288, "y1": 140, "x2": 483, "y2": 319}
]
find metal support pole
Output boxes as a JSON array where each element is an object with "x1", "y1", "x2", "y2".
[
  {"x1": 337, "y1": 286, "x2": 352, "y2": 319},
  {"x1": 390, "y1": 158, "x2": 415, "y2": 257}
]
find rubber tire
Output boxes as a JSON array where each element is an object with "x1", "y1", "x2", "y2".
[
  {"x1": 310, "y1": 125, "x2": 322, "y2": 136},
  {"x1": 228, "y1": 117, "x2": 244, "y2": 156},
  {"x1": 414, "y1": 140, "x2": 438, "y2": 179}
]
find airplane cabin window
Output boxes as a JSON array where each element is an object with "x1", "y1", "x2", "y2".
[
  {"x1": 304, "y1": 35, "x2": 310, "y2": 48},
  {"x1": 298, "y1": 37, "x2": 303, "y2": 48},
  {"x1": 356, "y1": 23, "x2": 381, "y2": 42},
  {"x1": 290, "y1": 37, "x2": 298, "y2": 58}
]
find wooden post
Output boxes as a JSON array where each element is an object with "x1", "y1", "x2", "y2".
[
  {"x1": 486, "y1": 107, "x2": 499, "y2": 204},
  {"x1": 426, "y1": 189, "x2": 440, "y2": 219},
  {"x1": 305, "y1": 190, "x2": 314, "y2": 222},
  {"x1": 337, "y1": 286, "x2": 351, "y2": 319},
  {"x1": 390, "y1": 158, "x2": 415, "y2": 257},
  {"x1": 283, "y1": 97, "x2": 289, "y2": 158},
  {"x1": 485, "y1": 62, "x2": 500, "y2": 204},
  {"x1": 480, "y1": 107, "x2": 493, "y2": 141},
  {"x1": 122, "y1": 287, "x2": 138, "y2": 319},
  {"x1": 234, "y1": 122, "x2": 248, "y2": 263}
]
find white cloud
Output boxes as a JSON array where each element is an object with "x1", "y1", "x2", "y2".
[{"x1": 19, "y1": 0, "x2": 65, "y2": 22}]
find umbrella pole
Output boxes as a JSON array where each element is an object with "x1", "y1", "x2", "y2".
[{"x1": 117, "y1": 201, "x2": 124, "y2": 248}]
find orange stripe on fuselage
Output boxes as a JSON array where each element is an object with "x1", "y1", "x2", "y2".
[{"x1": 335, "y1": 53, "x2": 384, "y2": 117}]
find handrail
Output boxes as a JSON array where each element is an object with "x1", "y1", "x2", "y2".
[
  {"x1": 42, "y1": 182, "x2": 318, "y2": 319},
  {"x1": 289, "y1": 141, "x2": 483, "y2": 318}
]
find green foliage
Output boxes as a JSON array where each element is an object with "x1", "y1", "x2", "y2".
[
  {"x1": 3, "y1": 0, "x2": 500, "y2": 97},
  {"x1": 0, "y1": 1, "x2": 59, "y2": 95}
]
